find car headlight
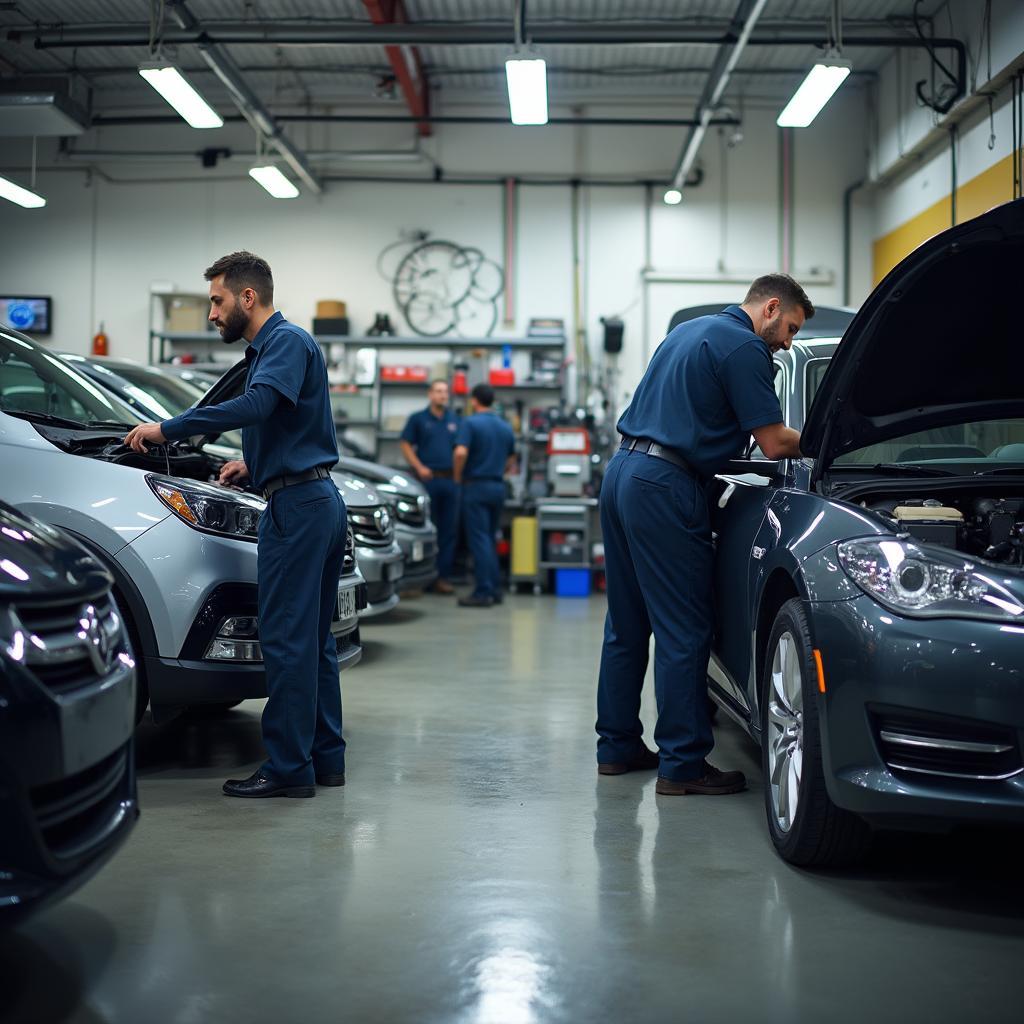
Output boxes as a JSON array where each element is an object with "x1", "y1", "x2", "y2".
[
  {"x1": 837, "y1": 538, "x2": 1024, "y2": 621},
  {"x1": 146, "y1": 474, "x2": 265, "y2": 542}
]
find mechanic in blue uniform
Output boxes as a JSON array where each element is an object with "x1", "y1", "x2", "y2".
[
  {"x1": 125, "y1": 251, "x2": 347, "y2": 800},
  {"x1": 399, "y1": 379, "x2": 460, "y2": 594},
  {"x1": 597, "y1": 274, "x2": 811, "y2": 795},
  {"x1": 453, "y1": 384, "x2": 516, "y2": 607}
]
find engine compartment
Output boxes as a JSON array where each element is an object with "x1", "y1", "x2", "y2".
[{"x1": 866, "y1": 492, "x2": 1024, "y2": 565}]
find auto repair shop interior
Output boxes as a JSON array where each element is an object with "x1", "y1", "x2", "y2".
[{"x1": 1, "y1": 2, "x2": 1023, "y2": 1022}]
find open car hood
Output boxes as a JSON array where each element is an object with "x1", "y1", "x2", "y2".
[
  {"x1": 803, "y1": 197, "x2": 1024, "y2": 476},
  {"x1": 196, "y1": 357, "x2": 247, "y2": 409}
]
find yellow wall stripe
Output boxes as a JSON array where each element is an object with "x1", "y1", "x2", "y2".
[{"x1": 872, "y1": 152, "x2": 1017, "y2": 285}]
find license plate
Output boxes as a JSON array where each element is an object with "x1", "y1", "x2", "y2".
[
  {"x1": 337, "y1": 585, "x2": 356, "y2": 620},
  {"x1": 387, "y1": 559, "x2": 405, "y2": 581},
  {"x1": 412, "y1": 540, "x2": 424, "y2": 563}
]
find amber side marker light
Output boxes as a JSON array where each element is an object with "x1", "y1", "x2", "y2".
[{"x1": 813, "y1": 649, "x2": 826, "y2": 693}]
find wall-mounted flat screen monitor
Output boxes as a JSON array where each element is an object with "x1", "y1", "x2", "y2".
[{"x1": 1, "y1": 296, "x2": 52, "y2": 336}]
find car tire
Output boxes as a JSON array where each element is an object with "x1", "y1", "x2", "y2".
[{"x1": 761, "y1": 598, "x2": 870, "y2": 867}]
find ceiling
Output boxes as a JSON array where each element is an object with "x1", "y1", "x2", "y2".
[{"x1": 0, "y1": 0, "x2": 949, "y2": 119}]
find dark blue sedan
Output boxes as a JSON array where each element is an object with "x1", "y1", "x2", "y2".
[{"x1": 706, "y1": 198, "x2": 1024, "y2": 865}]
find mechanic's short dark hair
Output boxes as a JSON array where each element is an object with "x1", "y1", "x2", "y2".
[
  {"x1": 204, "y1": 251, "x2": 274, "y2": 306},
  {"x1": 744, "y1": 273, "x2": 814, "y2": 319},
  {"x1": 471, "y1": 383, "x2": 495, "y2": 408},
  {"x1": 429, "y1": 379, "x2": 449, "y2": 389}
]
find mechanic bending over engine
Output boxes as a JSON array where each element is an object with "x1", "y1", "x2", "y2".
[
  {"x1": 125, "y1": 251, "x2": 348, "y2": 801},
  {"x1": 596, "y1": 273, "x2": 811, "y2": 795}
]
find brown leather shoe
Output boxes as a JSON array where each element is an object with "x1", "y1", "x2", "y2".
[
  {"x1": 655, "y1": 762, "x2": 746, "y2": 795},
  {"x1": 598, "y1": 745, "x2": 660, "y2": 776},
  {"x1": 432, "y1": 579, "x2": 455, "y2": 595}
]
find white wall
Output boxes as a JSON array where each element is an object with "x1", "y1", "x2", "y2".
[{"x1": 0, "y1": 95, "x2": 869, "y2": 405}]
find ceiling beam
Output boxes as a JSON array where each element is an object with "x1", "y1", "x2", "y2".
[
  {"x1": 167, "y1": 1, "x2": 321, "y2": 194},
  {"x1": 668, "y1": 0, "x2": 769, "y2": 195},
  {"x1": 361, "y1": 0, "x2": 431, "y2": 137}
]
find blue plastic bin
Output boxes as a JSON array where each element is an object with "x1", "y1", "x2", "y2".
[{"x1": 555, "y1": 568, "x2": 591, "y2": 597}]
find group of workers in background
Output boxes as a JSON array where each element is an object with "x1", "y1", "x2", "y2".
[{"x1": 399, "y1": 379, "x2": 516, "y2": 608}]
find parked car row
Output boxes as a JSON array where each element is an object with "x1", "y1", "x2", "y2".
[{"x1": 0, "y1": 325, "x2": 439, "y2": 925}]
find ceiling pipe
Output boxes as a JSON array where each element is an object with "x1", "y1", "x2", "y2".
[
  {"x1": 13, "y1": 20, "x2": 940, "y2": 49},
  {"x1": 166, "y1": 1, "x2": 321, "y2": 194},
  {"x1": 361, "y1": 0, "x2": 431, "y2": 137},
  {"x1": 668, "y1": 0, "x2": 769, "y2": 196}
]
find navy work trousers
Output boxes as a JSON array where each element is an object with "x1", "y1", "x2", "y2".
[
  {"x1": 596, "y1": 450, "x2": 715, "y2": 781},
  {"x1": 462, "y1": 479, "x2": 505, "y2": 599},
  {"x1": 257, "y1": 477, "x2": 348, "y2": 786},
  {"x1": 425, "y1": 475, "x2": 459, "y2": 580}
]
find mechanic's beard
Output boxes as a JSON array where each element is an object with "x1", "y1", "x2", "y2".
[
  {"x1": 218, "y1": 305, "x2": 249, "y2": 344},
  {"x1": 758, "y1": 316, "x2": 785, "y2": 350}
]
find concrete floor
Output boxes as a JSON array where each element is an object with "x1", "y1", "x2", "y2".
[{"x1": 2, "y1": 593, "x2": 1023, "y2": 1023}]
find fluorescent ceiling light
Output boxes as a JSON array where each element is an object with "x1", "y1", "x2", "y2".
[
  {"x1": 663, "y1": 189, "x2": 683, "y2": 206},
  {"x1": 0, "y1": 174, "x2": 46, "y2": 209},
  {"x1": 505, "y1": 57, "x2": 548, "y2": 126},
  {"x1": 249, "y1": 164, "x2": 300, "y2": 199},
  {"x1": 777, "y1": 61, "x2": 851, "y2": 128},
  {"x1": 138, "y1": 64, "x2": 223, "y2": 129}
]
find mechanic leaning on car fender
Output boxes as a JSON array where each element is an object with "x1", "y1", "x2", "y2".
[
  {"x1": 125, "y1": 252, "x2": 347, "y2": 801},
  {"x1": 597, "y1": 274, "x2": 809, "y2": 795}
]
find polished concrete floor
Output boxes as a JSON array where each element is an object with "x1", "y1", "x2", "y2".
[{"x1": 2, "y1": 593, "x2": 1023, "y2": 1023}]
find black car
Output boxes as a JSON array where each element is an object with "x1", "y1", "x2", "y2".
[
  {"x1": 707, "y1": 199, "x2": 1024, "y2": 865},
  {"x1": 0, "y1": 501, "x2": 138, "y2": 926}
]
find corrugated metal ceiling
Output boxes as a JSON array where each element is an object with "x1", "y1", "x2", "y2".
[{"x1": 0, "y1": 1, "x2": 935, "y2": 112}]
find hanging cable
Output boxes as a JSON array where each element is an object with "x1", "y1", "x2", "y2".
[
  {"x1": 912, "y1": 0, "x2": 961, "y2": 115},
  {"x1": 949, "y1": 124, "x2": 958, "y2": 226}
]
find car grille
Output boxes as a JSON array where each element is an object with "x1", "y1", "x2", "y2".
[
  {"x1": 14, "y1": 591, "x2": 125, "y2": 696},
  {"x1": 30, "y1": 745, "x2": 132, "y2": 861},
  {"x1": 394, "y1": 496, "x2": 427, "y2": 527},
  {"x1": 871, "y1": 707, "x2": 1023, "y2": 781},
  {"x1": 350, "y1": 505, "x2": 394, "y2": 547}
]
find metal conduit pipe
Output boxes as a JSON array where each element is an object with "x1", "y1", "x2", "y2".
[{"x1": 13, "y1": 21, "x2": 958, "y2": 49}]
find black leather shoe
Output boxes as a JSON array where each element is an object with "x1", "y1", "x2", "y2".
[
  {"x1": 223, "y1": 770, "x2": 315, "y2": 799},
  {"x1": 491, "y1": 591, "x2": 504, "y2": 605},
  {"x1": 316, "y1": 772, "x2": 346, "y2": 787},
  {"x1": 598, "y1": 744, "x2": 660, "y2": 776},
  {"x1": 655, "y1": 762, "x2": 746, "y2": 796},
  {"x1": 458, "y1": 594, "x2": 494, "y2": 607}
]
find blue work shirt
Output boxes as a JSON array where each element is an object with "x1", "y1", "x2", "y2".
[
  {"x1": 456, "y1": 412, "x2": 515, "y2": 480},
  {"x1": 617, "y1": 305, "x2": 783, "y2": 479},
  {"x1": 162, "y1": 311, "x2": 338, "y2": 490},
  {"x1": 400, "y1": 405, "x2": 459, "y2": 470}
]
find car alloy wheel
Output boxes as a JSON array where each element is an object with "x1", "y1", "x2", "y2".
[
  {"x1": 767, "y1": 630, "x2": 803, "y2": 833},
  {"x1": 761, "y1": 598, "x2": 870, "y2": 866}
]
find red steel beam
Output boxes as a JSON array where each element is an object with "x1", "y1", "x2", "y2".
[{"x1": 362, "y1": 0, "x2": 432, "y2": 137}]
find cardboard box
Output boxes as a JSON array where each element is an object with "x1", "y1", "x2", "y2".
[
  {"x1": 166, "y1": 296, "x2": 207, "y2": 333},
  {"x1": 316, "y1": 300, "x2": 347, "y2": 318}
]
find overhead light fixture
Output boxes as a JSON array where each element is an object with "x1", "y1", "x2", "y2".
[
  {"x1": 138, "y1": 63, "x2": 223, "y2": 129},
  {"x1": 249, "y1": 164, "x2": 300, "y2": 199},
  {"x1": 663, "y1": 189, "x2": 683, "y2": 206},
  {"x1": 777, "y1": 59, "x2": 852, "y2": 128},
  {"x1": 505, "y1": 57, "x2": 548, "y2": 126},
  {"x1": 0, "y1": 174, "x2": 46, "y2": 209}
]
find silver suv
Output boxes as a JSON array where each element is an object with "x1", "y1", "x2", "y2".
[{"x1": 0, "y1": 326, "x2": 365, "y2": 722}]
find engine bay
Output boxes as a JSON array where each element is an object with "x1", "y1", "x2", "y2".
[{"x1": 867, "y1": 493, "x2": 1024, "y2": 565}]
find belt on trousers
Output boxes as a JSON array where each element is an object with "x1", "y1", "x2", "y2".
[
  {"x1": 263, "y1": 465, "x2": 331, "y2": 499},
  {"x1": 619, "y1": 436, "x2": 697, "y2": 476}
]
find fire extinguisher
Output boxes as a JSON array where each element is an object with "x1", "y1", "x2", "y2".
[{"x1": 92, "y1": 322, "x2": 109, "y2": 356}]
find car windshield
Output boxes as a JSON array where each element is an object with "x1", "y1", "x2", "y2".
[
  {"x1": 804, "y1": 356, "x2": 1024, "y2": 468},
  {"x1": 114, "y1": 365, "x2": 244, "y2": 450},
  {"x1": 0, "y1": 331, "x2": 141, "y2": 427}
]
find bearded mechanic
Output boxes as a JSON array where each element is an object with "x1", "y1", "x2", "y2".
[
  {"x1": 596, "y1": 274, "x2": 813, "y2": 795},
  {"x1": 125, "y1": 251, "x2": 347, "y2": 800}
]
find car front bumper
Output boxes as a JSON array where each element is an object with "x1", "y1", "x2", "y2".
[
  {"x1": 811, "y1": 595, "x2": 1024, "y2": 828},
  {"x1": 395, "y1": 523, "x2": 438, "y2": 589},
  {"x1": 355, "y1": 541, "x2": 404, "y2": 617}
]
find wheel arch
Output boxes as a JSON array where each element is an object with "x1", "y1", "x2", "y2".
[{"x1": 753, "y1": 568, "x2": 804, "y2": 728}]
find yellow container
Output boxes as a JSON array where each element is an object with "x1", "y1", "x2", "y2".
[{"x1": 511, "y1": 516, "x2": 538, "y2": 578}]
